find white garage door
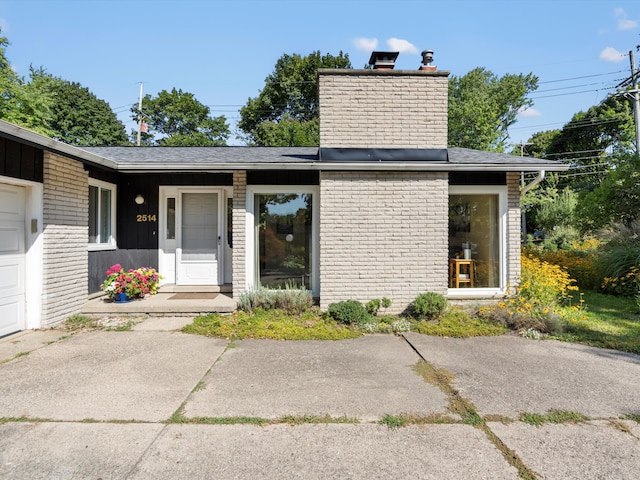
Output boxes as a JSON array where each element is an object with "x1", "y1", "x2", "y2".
[{"x1": 0, "y1": 184, "x2": 26, "y2": 337}]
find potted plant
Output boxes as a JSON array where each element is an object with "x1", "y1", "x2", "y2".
[{"x1": 101, "y1": 264, "x2": 162, "y2": 302}]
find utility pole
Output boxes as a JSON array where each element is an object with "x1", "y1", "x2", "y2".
[
  {"x1": 630, "y1": 50, "x2": 640, "y2": 154},
  {"x1": 136, "y1": 82, "x2": 144, "y2": 147}
]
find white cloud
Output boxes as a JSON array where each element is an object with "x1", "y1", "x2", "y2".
[
  {"x1": 600, "y1": 46, "x2": 625, "y2": 62},
  {"x1": 386, "y1": 38, "x2": 418, "y2": 54},
  {"x1": 0, "y1": 17, "x2": 9, "y2": 33},
  {"x1": 518, "y1": 107, "x2": 541, "y2": 118},
  {"x1": 615, "y1": 8, "x2": 637, "y2": 30},
  {"x1": 353, "y1": 37, "x2": 378, "y2": 52}
]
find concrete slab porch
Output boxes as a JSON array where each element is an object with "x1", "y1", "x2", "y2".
[{"x1": 81, "y1": 291, "x2": 237, "y2": 316}]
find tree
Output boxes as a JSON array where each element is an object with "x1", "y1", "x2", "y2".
[
  {"x1": 29, "y1": 68, "x2": 129, "y2": 146},
  {"x1": 574, "y1": 153, "x2": 640, "y2": 233},
  {"x1": 133, "y1": 88, "x2": 230, "y2": 146},
  {"x1": 0, "y1": 33, "x2": 53, "y2": 135},
  {"x1": 448, "y1": 68, "x2": 538, "y2": 152},
  {"x1": 238, "y1": 51, "x2": 351, "y2": 146}
]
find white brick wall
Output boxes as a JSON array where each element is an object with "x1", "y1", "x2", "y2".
[
  {"x1": 41, "y1": 153, "x2": 88, "y2": 326},
  {"x1": 318, "y1": 69, "x2": 449, "y2": 148},
  {"x1": 319, "y1": 171, "x2": 448, "y2": 313},
  {"x1": 506, "y1": 172, "x2": 521, "y2": 290},
  {"x1": 232, "y1": 171, "x2": 247, "y2": 299}
]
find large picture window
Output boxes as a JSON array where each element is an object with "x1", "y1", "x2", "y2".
[
  {"x1": 247, "y1": 187, "x2": 319, "y2": 295},
  {"x1": 88, "y1": 179, "x2": 116, "y2": 250},
  {"x1": 449, "y1": 187, "x2": 505, "y2": 290}
]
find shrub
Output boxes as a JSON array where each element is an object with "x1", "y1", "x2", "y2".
[
  {"x1": 365, "y1": 297, "x2": 392, "y2": 316},
  {"x1": 410, "y1": 292, "x2": 447, "y2": 320},
  {"x1": 520, "y1": 255, "x2": 578, "y2": 305},
  {"x1": 238, "y1": 286, "x2": 313, "y2": 314},
  {"x1": 326, "y1": 300, "x2": 371, "y2": 325},
  {"x1": 524, "y1": 245, "x2": 600, "y2": 291}
]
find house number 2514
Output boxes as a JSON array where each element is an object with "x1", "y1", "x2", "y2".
[{"x1": 136, "y1": 214, "x2": 157, "y2": 223}]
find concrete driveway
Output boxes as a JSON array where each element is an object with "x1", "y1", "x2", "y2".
[{"x1": 1, "y1": 318, "x2": 639, "y2": 479}]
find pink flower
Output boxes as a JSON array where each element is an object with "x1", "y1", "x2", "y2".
[{"x1": 106, "y1": 264, "x2": 123, "y2": 276}]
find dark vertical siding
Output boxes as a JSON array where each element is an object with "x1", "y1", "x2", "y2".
[
  {"x1": 0, "y1": 137, "x2": 43, "y2": 182},
  {"x1": 248, "y1": 170, "x2": 319, "y2": 185},
  {"x1": 87, "y1": 170, "x2": 233, "y2": 292},
  {"x1": 449, "y1": 171, "x2": 506, "y2": 185}
]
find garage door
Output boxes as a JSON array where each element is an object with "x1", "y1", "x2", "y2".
[{"x1": 0, "y1": 184, "x2": 26, "y2": 337}]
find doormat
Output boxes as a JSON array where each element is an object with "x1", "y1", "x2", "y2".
[{"x1": 169, "y1": 293, "x2": 219, "y2": 300}]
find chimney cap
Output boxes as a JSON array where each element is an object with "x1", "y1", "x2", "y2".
[
  {"x1": 421, "y1": 50, "x2": 434, "y2": 66},
  {"x1": 368, "y1": 51, "x2": 399, "y2": 69}
]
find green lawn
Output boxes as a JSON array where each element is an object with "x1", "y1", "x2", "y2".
[{"x1": 552, "y1": 291, "x2": 640, "y2": 354}]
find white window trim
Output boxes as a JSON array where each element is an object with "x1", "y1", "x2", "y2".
[
  {"x1": 245, "y1": 185, "x2": 320, "y2": 297},
  {"x1": 447, "y1": 185, "x2": 507, "y2": 297},
  {"x1": 88, "y1": 178, "x2": 117, "y2": 251}
]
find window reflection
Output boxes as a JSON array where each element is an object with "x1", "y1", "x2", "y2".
[{"x1": 255, "y1": 193, "x2": 312, "y2": 289}]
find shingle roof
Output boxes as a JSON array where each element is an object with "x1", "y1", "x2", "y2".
[{"x1": 80, "y1": 146, "x2": 568, "y2": 172}]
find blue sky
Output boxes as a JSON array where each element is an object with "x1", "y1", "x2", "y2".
[{"x1": 1, "y1": 0, "x2": 638, "y2": 147}]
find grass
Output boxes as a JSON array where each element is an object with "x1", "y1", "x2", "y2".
[
  {"x1": 182, "y1": 308, "x2": 361, "y2": 340},
  {"x1": 520, "y1": 410, "x2": 590, "y2": 427},
  {"x1": 413, "y1": 307, "x2": 507, "y2": 337},
  {"x1": 551, "y1": 291, "x2": 640, "y2": 354}
]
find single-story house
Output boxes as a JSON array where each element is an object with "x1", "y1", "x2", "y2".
[{"x1": 0, "y1": 52, "x2": 568, "y2": 336}]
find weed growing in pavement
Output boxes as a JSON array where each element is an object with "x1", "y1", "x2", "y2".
[
  {"x1": 1, "y1": 351, "x2": 30, "y2": 364},
  {"x1": 519, "y1": 410, "x2": 590, "y2": 426},
  {"x1": 378, "y1": 414, "x2": 407, "y2": 429},
  {"x1": 622, "y1": 414, "x2": 640, "y2": 423},
  {"x1": 279, "y1": 415, "x2": 359, "y2": 425}
]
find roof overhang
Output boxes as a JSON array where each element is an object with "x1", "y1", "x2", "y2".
[{"x1": 0, "y1": 120, "x2": 117, "y2": 169}]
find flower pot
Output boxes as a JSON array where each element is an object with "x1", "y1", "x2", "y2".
[{"x1": 113, "y1": 292, "x2": 132, "y2": 303}]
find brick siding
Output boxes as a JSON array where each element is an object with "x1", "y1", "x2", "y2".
[
  {"x1": 41, "y1": 152, "x2": 88, "y2": 326},
  {"x1": 506, "y1": 172, "x2": 521, "y2": 290},
  {"x1": 319, "y1": 171, "x2": 448, "y2": 313},
  {"x1": 318, "y1": 69, "x2": 449, "y2": 148},
  {"x1": 232, "y1": 171, "x2": 247, "y2": 299}
]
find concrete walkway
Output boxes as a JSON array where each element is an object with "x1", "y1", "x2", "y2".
[{"x1": 1, "y1": 319, "x2": 639, "y2": 479}]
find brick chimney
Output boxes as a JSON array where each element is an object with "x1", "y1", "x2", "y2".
[{"x1": 318, "y1": 50, "x2": 450, "y2": 149}]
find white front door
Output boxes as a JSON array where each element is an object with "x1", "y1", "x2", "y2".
[
  {"x1": 177, "y1": 192, "x2": 220, "y2": 285},
  {"x1": 0, "y1": 184, "x2": 26, "y2": 337}
]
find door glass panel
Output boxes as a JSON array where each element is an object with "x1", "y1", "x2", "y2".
[
  {"x1": 449, "y1": 194, "x2": 500, "y2": 288},
  {"x1": 182, "y1": 193, "x2": 218, "y2": 261},
  {"x1": 88, "y1": 185, "x2": 98, "y2": 243},
  {"x1": 255, "y1": 193, "x2": 312, "y2": 289},
  {"x1": 166, "y1": 197, "x2": 176, "y2": 240}
]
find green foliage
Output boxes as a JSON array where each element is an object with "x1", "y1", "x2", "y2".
[
  {"x1": 414, "y1": 308, "x2": 506, "y2": 337},
  {"x1": 410, "y1": 292, "x2": 448, "y2": 320},
  {"x1": 238, "y1": 286, "x2": 313, "y2": 314},
  {"x1": 378, "y1": 414, "x2": 407, "y2": 429},
  {"x1": 365, "y1": 297, "x2": 392, "y2": 316},
  {"x1": 238, "y1": 50, "x2": 351, "y2": 145},
  {"x1": 0, "y1": 34, "x2": 54, "y2": 136},
  {"x1": 182, "y1": 309, "x2": 360, "y2": 341},
  {"x1": 448, "y1": 67, "x2": 538, "y2": 151},
  {"x1": 595, "y1": 221, "x2": 640, "y2": 296},
  {"x1": 575, "y1": 155, "x2": 640, "y2": 233},
  {"x1": 134, "y1": 87, "x2": 230, "y2": 146},
  {"x1": 29, "y1": 68, "x2": 129, "y2": 145},
  {"x1": 326, "y1": 300, "x2": 371, "y2": 325}
]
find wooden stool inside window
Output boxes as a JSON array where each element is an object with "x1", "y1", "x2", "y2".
[{"x1": 449, "y1": 259, "x2": 474, "y2": 288}]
